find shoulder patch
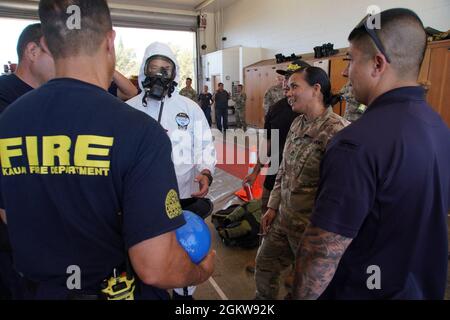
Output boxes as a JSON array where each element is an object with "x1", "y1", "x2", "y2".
[
  {"x1": 175, "y1": 112, "x2": 190, "y2": 130},
  {"x1": 165, "y1": 189, "x2": 182, "y2": 219}
]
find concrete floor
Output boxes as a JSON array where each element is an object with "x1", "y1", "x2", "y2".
[
  {"x1": 193, "y1": 168, "x2": 290, "y2": 300},
  {"x1": 193, "y1": 167, "x2": 450, "y2": 300},
  {"x1": 194, "y1": 219, "x2": 291, "y2": 300}
]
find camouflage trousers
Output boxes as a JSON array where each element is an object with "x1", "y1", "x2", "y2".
[
  {"x1": 244, "y1": 187, "x2": 271, "y2": 274},
  {"x1": 235, "y1": 107, "x2": 247, "y2": 131},
  {"x1": 260, "y1": 187, "x2": 270, "y2": 215},
  {"x1": 254, "y1": 216, "x2": 305, "y2": 300}
]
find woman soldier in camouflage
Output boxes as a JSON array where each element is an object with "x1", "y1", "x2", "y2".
[{"x1": 255, "y1": 67, "x2": 350, "y2": 300}]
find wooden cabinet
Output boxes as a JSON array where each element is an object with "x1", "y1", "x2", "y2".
[
  {"x1": 424, "y1": 40, "x2": 450, "y2": 128},
  {"x1": 418, "y1": 46, "x2": 431, "y2": 86},
  {"x1": 244, "y1": 67, "x2": 262, "y2": 127},
  {"x1": 244, "y1": 53, "x2": 347, "y2": 127},
  {"x1": 244, "y1": 62, "x2": 289, "y2": 127},
  {"x1": 329, "y1": 55, "x2": 350, "y2": 116},
  {"x1": 244, "y1": 40, "x2": 450, "y2": 128}
]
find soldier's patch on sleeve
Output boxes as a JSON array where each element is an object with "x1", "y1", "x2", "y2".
[{"x1": 165, "y1": 189, "x2": 182, "y2": 219}]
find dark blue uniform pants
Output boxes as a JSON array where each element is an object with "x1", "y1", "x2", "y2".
[
  {"x1": 215, "y1": 107, "x2": 228, "y2": 132},
  {"x1": 0, "y1": 251, "x2": 25, "y2": 299},
  {"x1": 202, "y1": 107, "x2": 212, "y2": 127}
]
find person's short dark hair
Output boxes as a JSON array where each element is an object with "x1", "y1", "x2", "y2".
[
  {"x1": 348, "y1": 8, "x2": 427, "y2": 79},
  {"x1": 186, "y1": 77, "x2": 192, "y2": 82},
  {"x1": 16, "y1": 23, "x2": 43, "y2": 62},
  {"x1": 39, "y1": 0, "x2": 113, "y2": 59},
  {"x1": 293, "y1": 66, "x2": 341, "y2": 107},
  {"x1": 218, "y1": 83, "x2": 224, "y2": 87}
]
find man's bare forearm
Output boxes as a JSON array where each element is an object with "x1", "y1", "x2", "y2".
[
  {"x1": 129, "y1": 232, "x2": 214, "y2": 289},
  {"x1": 293, "y1": 225, "x2": 352, "y2": 299},
  {"x1": 113, "y1": 70, "x2": 138, "y2": 100},
  {"x1": 161, "y1": 249, "x2": 212, "y2": 289}
]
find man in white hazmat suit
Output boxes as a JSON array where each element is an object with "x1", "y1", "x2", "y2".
[{"x1": 127, "y1": 42, "x2": 216, "y2": 300}]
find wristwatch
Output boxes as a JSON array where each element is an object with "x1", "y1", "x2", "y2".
[{"x1": 201, "y1": 172, "x2": 213, "y2": 186}]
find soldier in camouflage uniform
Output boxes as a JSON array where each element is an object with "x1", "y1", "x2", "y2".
[
  {"x1": 340, "y1": 81, "x2": 367, "y2": 123},
  {"x1": 232, "y1": 84, "x2": 247, "y2": 130},
  {"x1": 263, "y1": 76, "x2": 285, "y2": 115},
  {"x1": 179, "y1": 77, "x2": 198, "y2": 102},
  {"x1": 255, "y1": 67, "x2": 350, "y2": 300}
]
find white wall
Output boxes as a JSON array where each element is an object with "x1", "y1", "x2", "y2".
[
  {"x1": 202, "y1": 50, "x2": 223, "y2": 90},
  {"x1": 218, "y1": 0, "x2": 450, "y2": 59},
  {"x1": 201, "y1": 46, "x2": 263, "y2": 91},
  {"x1": 239, "y1": 47, "x2": 264, "y2": 83},
  {"x1": 198, "y1": 12, "x2": 218, "y2": 55},
  {"x1": 222, "y1": 47, "x2": 241, "y2": 90},
  {"x1": 202, "y1": 47, "x2": 240, "y2": 92}
]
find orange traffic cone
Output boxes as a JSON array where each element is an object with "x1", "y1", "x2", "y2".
[{"x1": 235, "y1": 146, "x2": 263, "y2": 202}]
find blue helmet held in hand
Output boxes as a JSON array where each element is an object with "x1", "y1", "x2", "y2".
[{"x1": 176, "y1": 210, "x2": 211, "y2": 264}]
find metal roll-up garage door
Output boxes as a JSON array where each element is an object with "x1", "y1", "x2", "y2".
[{"x1": 0, "y1": 0, "x2": 198, "y2": 31}]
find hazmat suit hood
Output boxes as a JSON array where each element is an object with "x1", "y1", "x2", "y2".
[
  {"x1": 138, "y1": 42, "x2": 180, "y2": 92},
  {"x1": 127, "y1": 42, "x2": 217, "y2": 200}
]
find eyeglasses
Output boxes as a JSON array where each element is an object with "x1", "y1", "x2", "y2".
[{"x1": 353, "y1": 14, "x2": 391, "y2": 63}]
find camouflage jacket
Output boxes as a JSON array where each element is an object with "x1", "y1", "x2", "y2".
[
  {"x1": 267, "y1": 107, "x2": 350, "y2": 233},
  {"x1": 232, "y1": 93, "x2": 247, "y2": 109},
  {"x1": 340, "y1": 82, "x2": 366, "y2": 123},
  {"x1": 179, "y1": 87, "x2": 198, "y2": 102},
  {"x1": 263, "y1": 85, "x2": 284, "y2": 115}
]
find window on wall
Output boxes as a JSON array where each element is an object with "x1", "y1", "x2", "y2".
[{"x1": 0, "y1": 18, "x2": 198, "y2": 89}]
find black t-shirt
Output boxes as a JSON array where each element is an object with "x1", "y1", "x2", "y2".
[
  {"x1": 0, "y1": 74, "x2": 33, "y2": 114},
  {"x1": 214, "y1": 90, "x2": 229, "y2": 109},
  {"x1": 108, "y1": 82, "x2": 118, "y2": 97},
  {"x1": 0, "y1": 74, "x2": 33, "y2": 251},
  {"x1": 0, "y1": 78, "x2": 185, "y2": 299},
  {"x1": 198, "y1": 93, "x2": 213, "y2": 109},
  {"x1": 263, "y1": 98, "x2": 300, "y2": 190},
  {"x1": 312, "y1": 87, "x2": 450, "y2": 299}
]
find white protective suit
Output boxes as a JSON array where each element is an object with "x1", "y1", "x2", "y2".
[{"x1": 127, "y1": 42, "x2": 216, "y2": 200}]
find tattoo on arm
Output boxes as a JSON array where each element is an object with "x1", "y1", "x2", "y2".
[{"x1": 293, "y1": 225, "x2": 352, "y2": 299}]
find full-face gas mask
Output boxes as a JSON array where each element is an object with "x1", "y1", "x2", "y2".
[{"x1": 141, "y1": 55, "x2": 178, "y2": 106}]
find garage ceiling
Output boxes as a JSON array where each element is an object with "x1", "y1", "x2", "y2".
[
  {"x1": 109, "y1": 1, "x2": 207, "y2": 11},
  {"x1": 19, "y1": 0, "x2": 238, "y2": 13},
  {"x1": 107, "y1": 0, "x2": 239, "y2": 12},
  {"x1": 0, "y1": 0, "x2": 237, "y2": 30}
]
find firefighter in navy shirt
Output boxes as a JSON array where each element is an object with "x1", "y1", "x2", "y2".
[
  {"x1": 0, "y1": 23, "x2": 54, "y2": 113},
  {"x1": 293, "y1": 8, "x2": 450, "y2": 300},
  {"x1": 0, "y1": 22, "x2": 54, "y2": 300},
  {"x1": 0, "y1": 0, "x2": 214, "y2": 300}
]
